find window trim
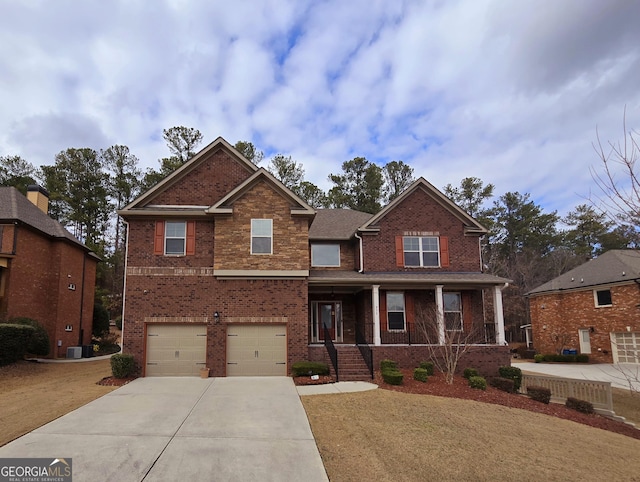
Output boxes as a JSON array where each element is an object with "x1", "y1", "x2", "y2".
[
  {"x1": 311, "y1": 244, "x2": 341, "y2": 267},
  {"x1": 594, "y1": 288, "x2": 612, "y2": 308},
  {"x1": 251, "y1": 219, "x2": 273, "y2": 255},
  {"x1": 164, "y1": 220, "x2": 186, "y2": 256},
  {"x1": 386, "y1": 291, "x2": 406, "y2": 332},
  {"x1": 444, "y1": 292, "x2": 463, "y2": 332},
  {"x1": 403, "y1": 236, "x2": 440, "y2": 268}
]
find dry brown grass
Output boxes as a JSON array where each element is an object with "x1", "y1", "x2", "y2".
[
  {"x1": 0, "y1": 359, "x2": 117, "y2": 447},
  {"x1": 613, "y1": 388, "x2": 640, "y2": 425},
  {"x1": 301, "y1": 390, "x2": 640, "y2": 482}
]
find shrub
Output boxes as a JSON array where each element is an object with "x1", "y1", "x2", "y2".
[
  {"x1": 115, "y1": 316, "x2": 123, "y2": 330},
  {"x1": 576, "y1": 354, "x2": 589, "y2": 363},
  {"x1": 498, "y1": 366, "x2": 522, "y2": 391},
  {"x1": 468, "y1": 376, "x2": 487, "y2": 390},
  {"x1": 380, "y1": 359, "x2": 397, "y2": 372},
  {"x1": 527, "y1": 385, "x2": 551, "y2": 404},
  {"x1": 534, "y1": 354, "x2": 544, "y2": 363},
  {"x1": 93, "y1": 331, "x2": 120, "y2": 356},
  {"x1": 516, "y1": 345, "x2": 536, "y2": 359},
  {"x1": 9, "y1": 317, "x2": 50, "y2": 356},
  {"x1": 291, "y1": 361, "x2": 330, "y2": 377},
  {"x1": 382, "y1": 369, "x2": 404, "y2": 385},
  {"x1": 0, "y1": 324, "x2": 35, "y2": 366},
  {"x1": 93, "y1": 302, "x2": 110, "y2": 338},
  {"x1": 566, "y1": 397, "x2": 594, "y2": 414},
  {"x1": 489, "y1": 377, "x2": 516, "y2": 393},
  {"x1": 542, "y1": 354, "x2": 584, "y2": 363},
  {"x1": 413, "y1": 368, "x2": 428, "y2": 382},
  {"x1": 463, "y1": 367, "x2": 479, "y2": 379},
  {"x1": 419, "y1": 361, "x2": 434, "y2": 376},
  {"x1": 111, "y1": 353, "x2": 135, "y2": 378}
]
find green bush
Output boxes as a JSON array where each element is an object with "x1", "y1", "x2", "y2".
[
  {"x1": 380, "y1": 359, "x2": 397, "y2": 372},
  {"x1": 565, "y1": 397, "x2": 594, "y2": 414},
  {"x1": 468, "y1": 376, "x2": 487, "y2": 390},
  {"x1": 419, "y1": 361, "x2": 434, "y2": 376},
  {"x1": 541, "y1": 353, "x2": 586, "y2": 363},
  {"x1": 115, "y1": 316, "x2": 123, "y2": 330},
  {"x1": 0, "y1": 324, "x2": 35, "y2": 366},
  {"x1": 291, "y1": 361, "x2": 330, "y2": 377},
  {"x1": 93, "y1": 302, "x2": 110, "y2": 338},
  {"x1": 382, "y1": 369, "x2": 404, "y2": 385},
  {"x1": 413, "y1": 368, "x2": 428, "y2": 382},
  {"x1": 527, "y1": 385, "x2": 551, "y2": 404},
  {"x1": 463, "y1": 367, "x2": 479, "y2": 379},
  {"x1": 488, "y1": 377, "x2": 516, "y2": 393},
  {"x1": 576, "y1": 354, "x2": 589, "y2": 363},
  {"x1": 9, "y1": 317, "x2": 50, "y2": 356},
  {"x1": 111, "y1": 353, "x2": 135, "y2": 378},
  {"x1": 498, "y1": 366, "x2": 522, "y2": 391},
  {"x1": 534, "y1": 354, "x2": 544, "y2": 363}
]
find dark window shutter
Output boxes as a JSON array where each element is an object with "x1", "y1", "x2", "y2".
[
  {"x1": 462, "y1": 291, "x2": 472, "y2": 332},
  {"x1": 154, "y1": 221, "x2": 165, "y2": 255},
  {"x1": 440, "y1": 236, "x2": 450, "y2": 267},
  {"x1": 379, "y1": 291, "x2": 387, "y2": 332},
  {"x1": 395, "y1": 236, "x2": 404, "y2": 267},
  {"x1": 405, "y1": 292, "x2": 415, "y2": 329},
  {"x1": 186, "y1": 221, "x2": 196, "y2": 255}
]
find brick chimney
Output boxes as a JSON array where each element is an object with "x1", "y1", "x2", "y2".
[{"x1": 26, "y1": 185, "x2": 50, "y2": 214}]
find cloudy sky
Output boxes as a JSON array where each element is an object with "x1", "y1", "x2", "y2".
[{"x1": 1, "y1": 0, "x2": 639, "y2": 217}]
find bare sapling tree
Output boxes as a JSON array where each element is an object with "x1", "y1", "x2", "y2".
[{"x1": 414, "y1": 299, "x2": 485, "y2": 384}]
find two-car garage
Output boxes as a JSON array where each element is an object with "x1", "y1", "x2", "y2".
[{"x1": 145, "y1": 323, "x2": 287, "y2": 376}]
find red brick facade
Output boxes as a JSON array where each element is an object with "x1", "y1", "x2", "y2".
[{"x1": 530, "y1": 283, "x2": 640, "y2": 362}]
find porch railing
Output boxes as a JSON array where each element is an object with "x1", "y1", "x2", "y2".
[
  {"x1": 323, "y1": 325, "x2": 339, "y2": 382},
  {"x1": 380, "y1": 326, "x2": 496, "y2": 345},
  {"x1": 355, "y1": 325, "x2": 374, "y2": 379}
]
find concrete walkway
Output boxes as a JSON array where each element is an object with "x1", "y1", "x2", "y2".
[
  {"x1": 513, "y1": 360, "x2": 640, "y2": 391},
  {"x1": 296, "y1": 380, "x2": 378, "y2": 396},
  {"x1": 0, "y1": 377, "x2": 328, "y2": 482}
]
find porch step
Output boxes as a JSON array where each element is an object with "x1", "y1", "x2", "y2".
[{"x1": 335, "y1": 345, "x2": 373, "y2": 381}]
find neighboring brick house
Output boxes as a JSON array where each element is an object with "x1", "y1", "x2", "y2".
[
  {"x1": 527, "y1": 250, "x2": 640, "y2": 364},
  {"x1": 0, "y1": 186, "x2": 98, "y2": 358},
  {"x1": 119, "y1": 137, "x2": 511, "y2": 378}
]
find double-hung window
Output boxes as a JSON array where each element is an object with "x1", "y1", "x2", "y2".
[
  {"x1": 311, "y1": 244, "x2": 340, "y2": 267},
  {"x1": 444, "y1": 292, "x2": 462, "y2": 331},
  {"x1": 404, "y1": 236, "x2": 439, "y2": 267},
  {"x1": 251, "y1": 219, "x2": 272, "y2": 254},
  {"x1": 165, "y1": 221, "x2": 186, "y2": 255},
  {"x1": 387, "y1": 292, "x2": 406, "y2": 331}
]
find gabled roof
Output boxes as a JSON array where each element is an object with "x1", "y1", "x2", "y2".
[
  {"x1": 309, "y1": 209, "x2": 373, "y2": 240},
  {"x1": 206, "y1": 168, "x2": 315, "y2": 216},
  {"x1": 120, "y1": 136, "x2": 258, "y2": 213},
  {"x1": 0, "y1": 186, "x2": 89, "y2": 250},
  {"x1": 527, "y1": 250, "x2": 640, "y2": 296},
  {"x1": 358, "y1": 177, "x2": 487, "y2": 235}
]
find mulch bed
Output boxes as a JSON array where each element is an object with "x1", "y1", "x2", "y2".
[
  {"x1": 374, "y1": 369, "x2": 640, "y2": 440},
  {"x1": 293, "y1": 375, "x2": 336, "y2": 385},
  {"x1": 96, "y1": 376, "x2": 137, "y2": 387}
]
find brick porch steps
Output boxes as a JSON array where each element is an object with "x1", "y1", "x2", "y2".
[{"x1": 334, "y1": 345, "x2": 373, "y2": 381}]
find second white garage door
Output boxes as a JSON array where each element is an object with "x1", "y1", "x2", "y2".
[
  {"x1": 146, "y1": 324, "x2": 207, "y2": 376},
  {"x1": 226, "y1": 324, "x2": 287, "y2": 376},
  {"x1": 611, "y1": 332, "x2": 640, "y2": 364}
]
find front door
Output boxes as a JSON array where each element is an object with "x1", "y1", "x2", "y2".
[
  {"x1": 579, "y1": 329, "x2": 591, "y2": 354},
  {"x1": 318, "y1": 303, "x2": 336, "y2": 341}
]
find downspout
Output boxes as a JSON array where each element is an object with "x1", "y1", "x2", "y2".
[
  {"x1": 120, "y1": 219, "x2": 130, "y2": 352},
  {"x1": 355, "y1": 232, "x2": 364, "y2": 273},
  {"x1": 78, "y1": 253, "x2": 87, "y2": 346}
]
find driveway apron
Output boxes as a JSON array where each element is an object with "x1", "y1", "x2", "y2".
[{"x1": 0, "y1": 377, "x2": 328, "y2": 482}]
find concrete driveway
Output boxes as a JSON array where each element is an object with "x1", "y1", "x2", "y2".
[
  {"x1": 514, "y1": 360, "x2": 640, "y2": 391},
  {"x1": 0, "y1": 377, "x2": 328, "y2": 482}
]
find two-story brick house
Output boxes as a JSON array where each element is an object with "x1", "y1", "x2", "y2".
[
  {"x1": 528, "y1": 250, "x2": 640, "y2": 364},
  {"x1": 0, "y1": 186, "x2": 98, "y2": 358},
  {"x1": 119, "y1": 137, "x2": 511, "y2": 378}
]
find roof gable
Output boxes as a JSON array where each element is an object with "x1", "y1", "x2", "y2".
[
  {"x1": 358, "y1": 177, "x2": 487, "y2": 234},
  {"x1": 527, "y1": 250, "x2": 640, "y2": 296},
  {"x1": 309, "y1": 209, "x2": 373, "y2": 240}
]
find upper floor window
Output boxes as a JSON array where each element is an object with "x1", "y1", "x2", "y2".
[
  {"x1": 251, "y1": 219, "x2": 272, "y2": 254},
  {"x1": 403, "y1": 236, "x2": 439, "y2": 267},
  {"x1": 165, "y1": 221, "x2": 186, "y2": 255},
  {"x1": 311, "y1": 244, "x2": 340, "y2": 267},
  {"x1": 387, "y1": 292, "x2": 406, "y2": 331},
  {"x1": 594, "y1": 289, "x2": 612, "y2": 307},
  {"x1": 444, "y1": 292, "x2": 462, "y2": 331}
]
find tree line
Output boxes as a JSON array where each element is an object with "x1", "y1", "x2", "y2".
[{"x1": 2, "y1": 123, "x2": 639, "y2": 342}]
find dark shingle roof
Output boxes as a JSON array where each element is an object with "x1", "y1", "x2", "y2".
[
  {"x1": 0, "y1": 186, "x2": 86, "y2": 248},
  {"x1": 309, "y1": 209, "x2": 373, "y2": 240},
  {"x1": 527, "y1": 250, "x2": 640, "y2": 296}
]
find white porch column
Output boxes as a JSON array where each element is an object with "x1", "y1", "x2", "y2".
[
  {"x1": 435, "y1": 285, "x2": 445, "y2": 345},
  {"x1": 493, "y1": 284, "x2": 507, "y2": 345},
  {"x1": 372, "y1": 285, "x2": 381, "y2": 346}
]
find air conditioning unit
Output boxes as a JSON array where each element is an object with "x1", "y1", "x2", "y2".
[{"x1": 66, "y1": 347, "x2": 82, "y2": 359}]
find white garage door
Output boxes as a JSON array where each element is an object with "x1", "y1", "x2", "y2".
[
  {"x1": 226, "y1": 324, "x2": 287, "y2": 376},
  {"x1": 611, "y1": 332, "x2": 640, "y2": 364},
  {"x1": 146, "y1": 324, "x2": 207, "y2": 376}
]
